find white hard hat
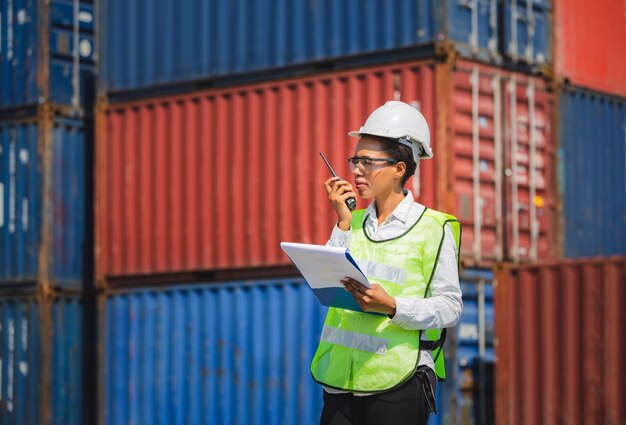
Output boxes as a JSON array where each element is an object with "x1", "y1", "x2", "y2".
[{"x1": 348, "y1": 100, "x2": 433, "y2": 160}]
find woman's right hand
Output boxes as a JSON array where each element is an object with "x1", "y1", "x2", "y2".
[{"x1": 324, "y1": 177, "x2": 357, "y2": 231}]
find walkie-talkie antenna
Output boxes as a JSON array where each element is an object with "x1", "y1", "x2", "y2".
[
  {"x1": 319, "y1": 152, "x2": 338, "y2": 177},
  {"x1": 319, "y1": 151, "x2": 356, "y2": 211}
]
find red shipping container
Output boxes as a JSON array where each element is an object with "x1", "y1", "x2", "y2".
[
  {"x1": 554, "y1": 0, "x2": 626, "y2": 97},
  {"x1": 440, "y1": 62, "x2": 555, "y2": 264},
  {"x1": 495, "y1": 257, "x2": 626, "y2": 425},
  {"x1": 95, "y1": 59, "x2": 557, "y2": 282}
]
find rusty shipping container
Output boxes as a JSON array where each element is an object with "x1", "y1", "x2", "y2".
[
  {"x1": 0, "y1": 114, "x2": 89, "y2": 290},
  {"x1": 495, "y1": 257, "x2": 626, "y2": 425},
  {"x1": 554, "y1": 0, "x2": 626, "y2": 97},
  {"x1": 0, "y1": 0, "x2": 96, "y2": 111},
  {"x1": 0, "y1": 293, "x2": 85, "y2": 425},
  {"x1": 95, "y1": 58, "x2": 556, "y2": 282}
]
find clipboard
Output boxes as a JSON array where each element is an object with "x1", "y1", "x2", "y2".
[{"x1": 280, "y1": 242, "x2": 382, "y2": 315}]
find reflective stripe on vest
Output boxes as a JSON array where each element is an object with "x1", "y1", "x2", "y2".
[
  {"x1": 321, "y1": 324, "x2": 389, "y2": 356},
  {"x1": 310, "y1": 207, "x2": 461, "y2": 392},
  {"x1": 355, "y1": 258, "x2": 407, "y2": 286}
]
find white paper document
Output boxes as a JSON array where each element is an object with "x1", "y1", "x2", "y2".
[{"x1": 280, "y1": 242, "x2": 375, "y2": 313}]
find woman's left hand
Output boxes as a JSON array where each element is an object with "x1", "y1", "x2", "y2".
[{"x1": 341, "y1": 277, "x2": 397, "y2": 316}]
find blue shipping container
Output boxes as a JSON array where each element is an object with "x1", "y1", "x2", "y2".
[
  {"x1": 0, "y1": 294, "x2": 83, "y2": 425},
  {"x1": 0, "y1": 116, "x2": 87, "y2": 289},
  {"x1": 99, "y1": 0, "x2": 551, "y2": 94},
  {"x1": 101, "y1": 273, "x2": 494, "y2": 425},
  {"x1": 0, "y1": 0, "x2": 96, "y2": 109},
  {"x1": 558, "y1": 88, "x2": 626, "y2": 258},
  {"x1": 101, "y1": 278, "x2": 328, "y2": 425},
  {"x1": 442, "y1": 268, "x2": 495, "y2": 425},
  {"x1": 503, "y1": 0, "x2": 551, "y2": 64},
  {"x1": 456, "y1": 270, "x2": 495, "y2": 367}
]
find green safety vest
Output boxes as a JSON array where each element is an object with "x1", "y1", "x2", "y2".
[{"x1": 310, "y1": 207, "x2": 461, "y2": 393}]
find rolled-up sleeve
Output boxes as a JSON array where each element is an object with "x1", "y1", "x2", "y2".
[
  {"x1": 326, "y1": 223, "x2": 351, "y2": 248},
  {"x1": 389, "y1": 223, "x2": 463, "y2": 330}
]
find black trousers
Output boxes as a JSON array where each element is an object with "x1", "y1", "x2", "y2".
[{"x1": 319, "y1": 366, "x2": 437, "y2": 425}]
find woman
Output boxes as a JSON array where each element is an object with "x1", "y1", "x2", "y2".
[{"x1": 310, "y1": 101, "x2": 463, "y2": 425}]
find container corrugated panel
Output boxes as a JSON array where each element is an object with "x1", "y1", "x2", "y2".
[
  {"x1": 99, "y1": 272, "x2": 493, "y2": 425},
  {"x1": 95, "y1": 58, "x2": 556, "y2": 280},
  {"x1": 0, "y1": 296, "x2": 39, "y2": 424},
  {"x1": 49, "y1": 295, "x2": 84, "y2": 425},
  {"x1": 0, "y1": 116, "x2": 86, "y2": 288},
  {"x1": 559, "y1": 89, "x2": 626, "y2": 258},
  {"x1": 100, "y1": 278, "x2": 328, "y2": 425},
  {"x1": 95, "y1": 60, "x2": 437, "y2": 279},
  {"x1": 0, "y1": 294, "x2": 83, "y2": 425},
  {"x1": 554, "y1": 0, "x2": 626, "y2": 97},
  {"x1": 98, "y1": 0, "x2": 550, "y2": 94},
  {"x1": 0, "y1": 120, "x2": 40, "y2": 282},
  {"x1": 495, "y1": 257, "x2": 626, "y2": 425},
  {"x1": 447, "y1": 62, "x2": 556, "y2": 264},
  {"x1": 0, "y1": 0, "x2": 95, "y2": 109},
  {"x1": 503, "y1": 0, "x2": 552, "y2": 65}
]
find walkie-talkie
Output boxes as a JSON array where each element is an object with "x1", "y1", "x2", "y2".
[{"x1": 319, "y1": 152, "x2": 357, "y2": 211}]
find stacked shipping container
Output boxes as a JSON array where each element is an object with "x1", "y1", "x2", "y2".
[
  {"x1": 553, "y1": 0, "x2": 626, "y2": 258},
  {"x1": 93, "y1": 58, "x2": 537, "y2": 423},
  {"x1": 557, "y1": 89, "x2": 626, "y2": 258},
  {"x1": 0, "y1": 116, "x2": 87, "y2": 288},
  {"x1": 9, "y1": 0, "x2": 625, "y2": 423},
  {"x1": 99, "y1": 278, "x2": 327, "y2": 425},
  {"x1": 99, "y1": 273, "x2": 496, "y2": 425},
  {"x1": 0, "y1": 0, "x2": 95, "y2": 423},
  {"x1": 554, "y1": 0, "x2": 626, "y2": 98},
  {"x1": 495, "y1": 257, "x2": 626, "y2": 425},
  {"x1": 95, "y1": 59, "x2": 556, "y2": 281},
  {"x1": 0, "y1": 0, "x2": 96, "y2": 111},
  {"x1": 0, "y1": 293, "x2": 84, "y2": 425},
  {"x1": 93, "y1": 1, "x2": 556, "y2": 424},
  {"x1": 98, "y1": 0, "x2": 551, "y2": 96},
  {"x1": 489, "y1": 6, "x2": 626, "y2": 421}
]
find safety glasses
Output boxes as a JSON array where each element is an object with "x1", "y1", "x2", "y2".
[{"x1": 347, "y1": 156, "x2": 399, "y2": 173}]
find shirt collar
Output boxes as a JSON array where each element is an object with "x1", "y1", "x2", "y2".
[{"x1": 366, "y1": 189, "x2": 415, "y2": 224}]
